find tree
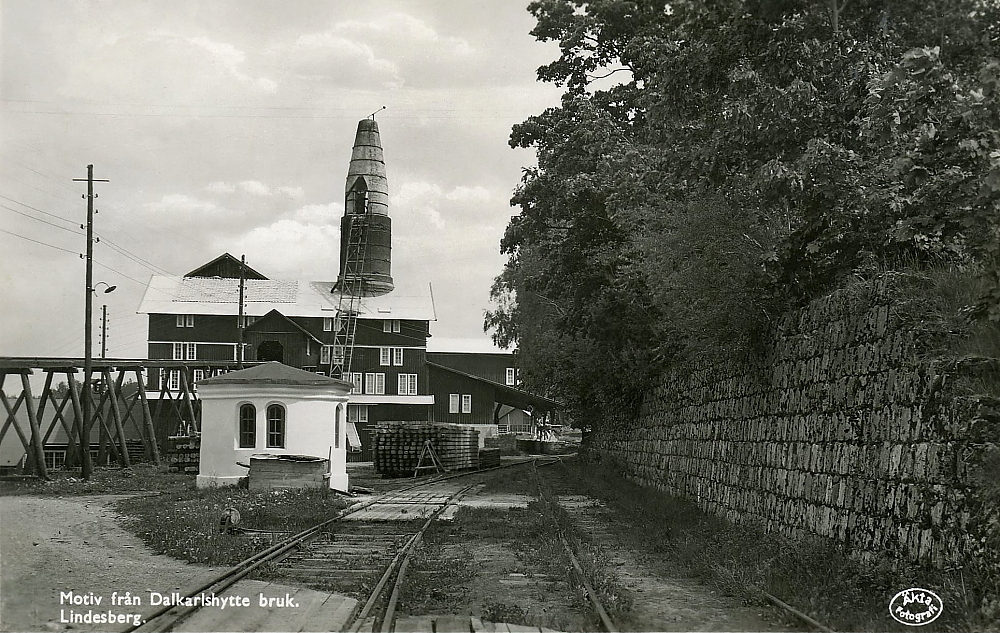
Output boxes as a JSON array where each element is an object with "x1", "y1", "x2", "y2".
[{"x1": 489, "y1": 0, "x2": 1000, "y2": 428}]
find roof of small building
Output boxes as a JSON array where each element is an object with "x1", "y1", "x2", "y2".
[
  {"x1": 197, "y1": 362, "x2": 352, "y2": 388},
  {"x1": 426, "y1": 337, "x2": 512, "y2": 355},
  {"x1": 137, "y1": 276, "x2": 437, "y2": 321}
]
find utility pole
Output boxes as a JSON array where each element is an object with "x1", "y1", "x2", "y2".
[
  {"x1": 101, "y1": 305, "x2": 108, "y2": 359},
  {"x1": 238, "y1": 254, "x2": 246, "y2": 369},
  {"x1": 74, "y1": 165, "x2": 108, "y2": 480}
]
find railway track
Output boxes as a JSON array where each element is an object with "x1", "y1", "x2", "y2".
[
  {"x1": 129, "y1": 454, "x2": 829, "y2": 633},
  {"x1": 129, "y1": 457, "x2": 619, "y2": 633}
]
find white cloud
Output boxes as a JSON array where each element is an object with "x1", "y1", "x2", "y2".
[
  {"x1": 293, "y1": 203, "x2": 340, "y2": 225},
  {"x1": 205, "y1": 181, "x2": 236, "y2": 194},
  {"x1": 278, "y1": 186, "x2": 305, "y2": 199},
  {"x1": 240, "y1": 180, "x2": 271, "y2": 196},
  {"x1": 227, "y1": 219, "x2": 340, "y2": 279},
  {"x1": 145, "y1": 193, "x2": 221, "y2": 214}
]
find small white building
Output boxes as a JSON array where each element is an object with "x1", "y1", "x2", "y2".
[{"x1": 196, "y1": 362, "x2": 352, "y2": 491}]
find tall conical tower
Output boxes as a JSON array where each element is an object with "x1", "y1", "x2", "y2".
[{"x1": 337, "y1": 118, "x2": 394, "y2": 296}]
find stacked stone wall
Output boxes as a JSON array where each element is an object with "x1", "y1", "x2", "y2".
[{"x1": 592, "y1": 278, "x2": 1000, "y2": 567}]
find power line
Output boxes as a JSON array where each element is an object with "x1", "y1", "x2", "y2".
[
  {"x1": 2, "y1": 204, "x2": 86, "y2": 236},
  {"x1": 1, "y1": 228, "x2": 79, "y2": 255},
  {"x1": 0, "y1": 193, "x2": 78, "y2": 226}
]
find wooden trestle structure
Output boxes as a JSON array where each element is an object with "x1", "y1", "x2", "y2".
[{"x1": 0, "y1": 358, "x2": 253, "y2": 478}]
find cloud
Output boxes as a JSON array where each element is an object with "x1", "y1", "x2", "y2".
[
  {"x1": 225, "y1": 219, "x2": 340, "y2": 279},
  {"x1": 204, "y1": 181, "x2": 306, "y2": 199},
  {"x1": 205, "y1": 181, "x2": 236, "y2": 194},
  {"x1": 240, "y1": 180, "x2": 271, "y2": 196}
]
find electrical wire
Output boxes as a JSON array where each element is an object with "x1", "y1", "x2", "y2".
[{"x1": 0, "y1": 228, "x2": 79, "y2": 255}]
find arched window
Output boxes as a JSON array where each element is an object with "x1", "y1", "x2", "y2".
[
  {"x1": 239, "y1": 404, "x2": 256, "y2": 448},
  {"x1": 267, "y1": 404, "x2": 285, "y2": 448},
  {"x1": 335, "y1": 405, "x2": 341, "y2": 449}
]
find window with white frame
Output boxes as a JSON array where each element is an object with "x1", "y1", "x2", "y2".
[
  {"x1": 320, "y1": 345, "x2": 332, "y2": 365},
  {"x1": 333, "y1": 345, "x2": 345, "y2": 365},
  {"x1": 193, "y1": 369, "x2": 204, "y2": 384},
  {"x1": 185, "y1": 342, "x2": 197, "y2": 360},
  {"x1": 350, "y1": 372, "x2": 363, "y2": 393},
  {"x1": 461, "y1": 394, "x2": 472, "y2": 414},
  {"x1": 168, "y1": 370, "x2": 180, "y2": 391},
  {"x1": 176, "y1": 315, "x2": 184, "y2": 328},
  {"x1": 379, "y1": 347, "x2": 391, "y2": 366},
  {"x1": 506, "y1": 367, "x2": 516, "y2": 386},
  {"x1": 349, "y1": 404, "x2": 368, "y2": 425},
  {"x1": 172, "y1": 342, "x2": 183, "y2": 360},
  {"x1": 383, "y1": 319, "x2": 400, "y2": 333},
  {"x1": 449, "y1": 394, "x2": 459, "y2": 414},
  {"x1": 323, "y1": 317, "x2": 333, "y2": 331},
  {"x1": 266, "y1": 404, "x2": 285, "y2": 448},
  {"x1": 398, "y1": 373, "x2": 417, "y2": 396},
  {"x1": 392, "y1": 347, "x2": 403, "y2": 366},
  {"x1": 365, "y1": 373, "x2": 385, "y2": 395},
  {"x1": 186, "y1": 314, "x2": 195, "y2": 327}
]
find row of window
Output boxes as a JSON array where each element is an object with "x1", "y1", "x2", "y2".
[
  {"x1": 157, "y1": 369, "x2": 418, "y2": 395},
  {"x1": 238, "y1": 403, "x2": 286, "y2": 448},
  {"x1": 178, "y1": 315, "x2": 404, "y2": 334},
  {"x1": 448, "y1": 394, "x2": 473, "y2": 414}
]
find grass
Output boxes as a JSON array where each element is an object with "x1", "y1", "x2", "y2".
[
  {"x1": 551, "y1": 456, "x2": 1000, "y2": 632},
  {"x1": 0, "y1": 463, "x2": 193, "y2": 496},
  {"x1": 115, "y1": 484, "x2": 349, "y2": 567}
]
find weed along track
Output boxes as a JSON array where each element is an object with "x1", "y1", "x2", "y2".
[{"x1": 129, "y1": 458, "x2": 626, "y2": 632}]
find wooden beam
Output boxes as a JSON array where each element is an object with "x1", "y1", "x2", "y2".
[
  {"x1": 179, "y1": 368, "x2": 198, "y2": 433},
  {"x1": 21, "y1": 373, "x2": 49, "y2": 479},
  {"x1": 0, "y1": 389, "x2": 31, "y2": 457},
  {"x1": 67, "y1": 373, "x2": 92, "y2": 474},
  {"x1": 104, "y1": 369, "x2": 131, "y2": 467},
  {"x1": 135, "y1": 369, "x2": 160, "y2": 465}
]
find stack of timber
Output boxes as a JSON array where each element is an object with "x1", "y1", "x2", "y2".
[
  {"x1": 373, "y1": 422, "x2": 480, "y2": 477},
  {"x1": 166, "y1": 435, "x2": 200, "y2": 473},
  {"x1": 249, "y1": 454, "x2": 329, "y2": 491},
  {"x1": 478, "y1": 447, "x2": 501, "y2": 469}
]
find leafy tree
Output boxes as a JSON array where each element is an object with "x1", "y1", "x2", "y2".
[{"x1": 489, "y1": 0, "x2": 1000, "y2": 428}]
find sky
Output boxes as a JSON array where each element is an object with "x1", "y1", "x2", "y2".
[{"x1": 0, "y1": 0, "x2": 563, "y2": 361}]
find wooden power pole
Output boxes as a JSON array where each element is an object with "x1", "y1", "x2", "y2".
[{"x1": 74, "y1": 165, "x2": 108, "y2": 480}]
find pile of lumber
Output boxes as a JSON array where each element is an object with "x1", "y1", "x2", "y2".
[
  {"x1": 478, "y1": 447, "x2": 501, "y2": 469},
  {"x1": 166, "y1": 435, "x2": 200, "y2": 473},
  {"x1": 374, "y1": 422, "x2": 480, "y2": 476}
]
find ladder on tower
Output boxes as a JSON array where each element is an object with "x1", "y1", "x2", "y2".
[{"x1": 332, "y1": 210, "x2": 371, "y2": 381}]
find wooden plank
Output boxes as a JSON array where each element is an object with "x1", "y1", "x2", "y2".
[
  {"x1": 252, "y1": 586, "x2": 312, "y2": 632},
  {"x1": 434, "y1": 615, "x2": 472, "y2": 633},
  {"x1": 471, "y1": 616, "x2": 493, "y2": 633},
  {"x1": 296, "y1": 592, "x2": 358, "y2": 632},
  {"x1": 393, "y1": 615, "x2": 436, "y2": 633},
  {"x1": 174, "y1": 579, "x2": 272, "y2": 632}
]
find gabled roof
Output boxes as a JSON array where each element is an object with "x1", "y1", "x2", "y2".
[
  {"x1": 246, "y1": 309, "x2": 322, "y2": 344},
  {"x1": 137, "y1": 276, "x2": 437, "y2": 321},
  {"x1": 426, "y1": 337, "x2": 512, "y2": 354},
  {"x1": 426, "y1": 361, "x2": 560, "y2": 412},
  {"x1": 198, "y1": 361, "x2": 351, "y2": 388},
  {"x1": 185, "y1": 253, "x2": 268, "y2": 280}
]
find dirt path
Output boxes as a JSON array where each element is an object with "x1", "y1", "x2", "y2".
[
  {"x1": 558, "y1": 495, "x2": 793, "y2": 632},
  {"x1": 0, "y1": 495, "x2": 215, "y2": 633}
]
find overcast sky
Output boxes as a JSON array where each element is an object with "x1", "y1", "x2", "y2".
[{"x1": 0, "y1": 1, "x2": 562, "y2": 360}]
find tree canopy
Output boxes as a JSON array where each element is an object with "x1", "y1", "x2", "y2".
[{"x1": 488, "y1": 0, "x2": 1000, "y2": 426}]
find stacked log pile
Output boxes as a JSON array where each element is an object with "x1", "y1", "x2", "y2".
[
  {"x1": 374, "y1": 422, "x2": 480, "y2": 476},
  {"x1": 166, "y1": 435, "x2": 199, "y2": 473},
  {"x1": 478, "y1": 447, "x2": 501, "y2": 469}
]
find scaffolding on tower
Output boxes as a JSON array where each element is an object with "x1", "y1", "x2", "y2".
[{"x1": 332, "y1": 189, "x2": 371, "y2": 380}]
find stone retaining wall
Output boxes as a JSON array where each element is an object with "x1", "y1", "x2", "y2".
[{"x1": 592, "y1": 278, "x2": 1000, "y2": 566}]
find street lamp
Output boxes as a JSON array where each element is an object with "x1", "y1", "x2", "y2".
[{"x1": 82, "y1": 280, "x2": 116, "y2": 478}]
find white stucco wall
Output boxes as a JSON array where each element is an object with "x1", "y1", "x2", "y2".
[{"x1": 196, "y1": 383, "x2": 350, "y2": 491}]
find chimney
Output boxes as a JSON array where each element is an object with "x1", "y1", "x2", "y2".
[{"x1": 337, "y1": 119, "x2": 394, "y2": 295}]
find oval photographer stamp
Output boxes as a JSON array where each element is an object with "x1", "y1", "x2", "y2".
[{"x1": 889, "y1": 587, "x2": 944, "y2": 626}]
